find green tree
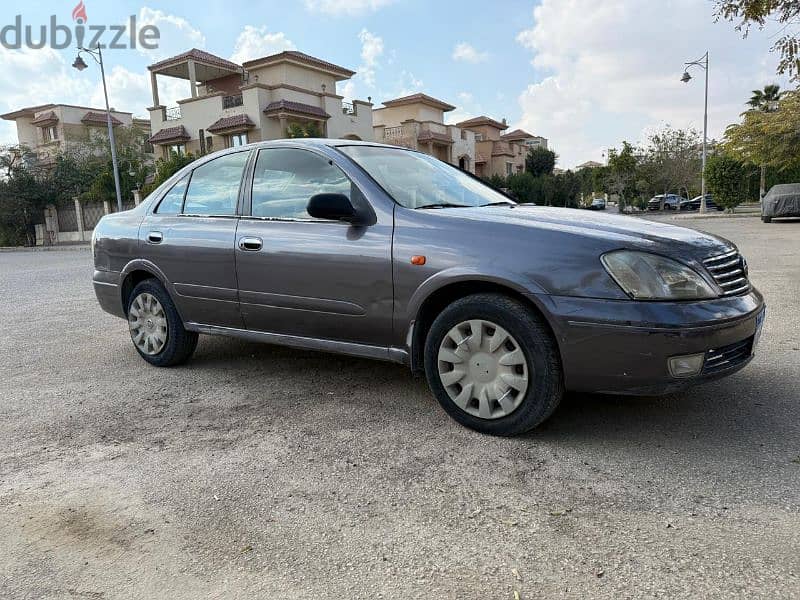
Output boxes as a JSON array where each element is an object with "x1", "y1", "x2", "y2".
[
  {"x1": 637, "y1": 125, "x2": 701, "y2": 201},
  {"x1": 744, "y1": 84, "x2": 782, "y2": 197},
  {"x1": 525, "y1": 147, "x2": 556, "y2": 177},
  {"x1": 606, "y1": 141, "x2": 639, "y2": 210},
  {"x1": 506, "y1": 172, "x2": 536, "y2": 203},
  {"x1": 142, "y1": 151, "x2": 197, "y2": 196},
  {"x1": 705, "y1": 153, "x2": 747, "y2": 211},
  {"x1": 725, "y1": 89, "x2": 800, "y2": 175},
  {"x1": 484, "y1": 173, "x2": 507, "y2": 189},
  {"x1": 715, "y1": 1, "x2": 800, "y2": 80},
  {"x1": 286, "y1": 122, "x2": 322, "y2": 138}
]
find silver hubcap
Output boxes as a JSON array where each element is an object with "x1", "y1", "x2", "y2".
[
  {"x1": 128, "y1": 293, "x2": 168, "y2": 355},
  {"x1": 437, "y1": 319, "x2": 529, "y2": 420}
]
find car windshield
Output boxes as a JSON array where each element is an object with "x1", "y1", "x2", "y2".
[{"x1": 338, "y1": 145, "x2": 515, "y2": 209}]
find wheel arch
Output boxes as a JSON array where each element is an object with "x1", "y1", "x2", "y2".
[
  {"x1": 119, "y1": 259, "x2": 171, "y2": 315},
  {"x1": 408, "y1": 276, "x2": 560, "y2": 373}
]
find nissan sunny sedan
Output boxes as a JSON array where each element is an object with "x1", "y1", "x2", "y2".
[{"x1": 92, "y1": 140, "x2": 765, "y2": 436}]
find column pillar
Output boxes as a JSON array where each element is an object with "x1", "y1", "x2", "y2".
[
  {"x1": 150, "y1": 71, "x2": 160, "y2": 106},
  {"x1": 74, "y1": 196, "x2": 85, "y2": 241},
  {"x1": 187, "y1": 60, "x2": 198, "y2": 98},
  {"x1": 133, "y1": 190, "x2": 142, "y2": 206},
  {"x1": 279, "y1": 115, "x2": 287, "y2": 137},
  {"x1": 103, "y1": 200, "x2": 111, "y2": 215}
]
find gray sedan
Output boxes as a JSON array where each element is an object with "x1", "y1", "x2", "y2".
[{"x1": 92, "y1": 140, "x2": 765, "y2": 436}]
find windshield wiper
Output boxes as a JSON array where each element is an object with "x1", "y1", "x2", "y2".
[
  {"x1": 415, "y1": 203, "x2": 471, "y2": 209},
  {"x1": 480, "y1": 200, "x2": 516, "y2": 207}
]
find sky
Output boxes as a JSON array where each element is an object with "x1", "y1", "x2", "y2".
[{"x1": 0, "y1": 0, "x2": 791, "y2": 168}]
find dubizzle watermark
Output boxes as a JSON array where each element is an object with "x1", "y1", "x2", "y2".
[{"x1": 0, "y1": 2, "x2": 160, "y2": 50}]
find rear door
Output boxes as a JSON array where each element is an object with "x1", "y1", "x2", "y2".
[
  {"x1": 234, "y1": 146, "x2": 393, "y2": 346},
  {"x1": 138, "y1": 150, "x2": 251, "y2": 328}
]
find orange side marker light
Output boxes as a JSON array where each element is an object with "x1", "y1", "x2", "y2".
[{"x1": 411, "y1": 255, "x2": 426, "y2": 265}]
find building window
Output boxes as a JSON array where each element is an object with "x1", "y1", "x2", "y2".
[
  {"x1": 42, "y1": 126, "x2": 58, "y2": 142},
  {"x1": 506, "y1": 162, "x2": 513, "y2": 176},
  {"x1": 228, "y1": 132, "x2": 248, "y2": 148},
  {"x1": 168, "y1": 143, "x2": 186, "y2": 157},
  {"x1": 206, "y1": 136, "x2": 213, "y2": 152},
  {"x1": 474, "y1": 133, "x2": 484, "y2": 141}
]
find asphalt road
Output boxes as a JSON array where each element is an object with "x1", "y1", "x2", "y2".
[{"x1": 1, "y1": 216, "x2": 798, "y2": 599}]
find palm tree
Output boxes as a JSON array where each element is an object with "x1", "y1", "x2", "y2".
[
  {"x1": 746, "y1": 84, "x2": 782, "y2": 198},
  {"x1": 747, "y1": 84, "x2": 782, "y2": 112}
]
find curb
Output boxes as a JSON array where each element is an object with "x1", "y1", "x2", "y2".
[{"x1": 0, "y1": 244, "x2": 91, "y2": 253}]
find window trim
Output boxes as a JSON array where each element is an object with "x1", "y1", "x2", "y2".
[
  {"x1": 243, "y1": 146, "x2": 358, "y2": 224},
  {"x1": 153, "y1": 172, "x2": 190, "y2": 214},
  {"x1": 161, "y1": 149, "x2": 252, "y2": 219}
]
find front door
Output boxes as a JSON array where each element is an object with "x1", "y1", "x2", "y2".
[
  {"x1": 138, "y1": 150, "x2": 251, "y2": 328},
  {"x1": 234, "y1": 147, "x2": 393, "y2": 347}
]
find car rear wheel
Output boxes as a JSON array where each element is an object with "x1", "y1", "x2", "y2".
[
  {"x1": 424, "y1": 293, "x2": 563, "y2": 436},
  {"x1": 127, "y1": 279, "x2": 198, "y2": 367}
]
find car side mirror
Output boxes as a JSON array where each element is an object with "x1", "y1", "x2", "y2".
[{"x1": 307, "y1": 193, "x2": 361, "y2": 223}]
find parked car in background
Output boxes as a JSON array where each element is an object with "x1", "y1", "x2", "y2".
[
  {"x1": 587, "y1": 198, "x2": 606, "y2": 210},
  {"x1": 91, "y1": 140, "x2": 765, "y2": 436},
  {"x1": 761, "y1": 183, "x2": 800, "y2": 223},
  {"x1": 648, "y1": 194, "x2": 686, "y2": 211},
  {"x1": 681, "y1": 194, "x2": 721, "y2": 211}
]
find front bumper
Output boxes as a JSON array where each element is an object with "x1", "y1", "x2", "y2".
[{"x1": 537, "y1": 289, "x2": 765, "y2": 395}]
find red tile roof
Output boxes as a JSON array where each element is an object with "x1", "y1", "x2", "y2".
[
  {"x1": 381, "y1": 93, "x2": 455, "y2": 112},
  {"x1": 148, "y1": 48, "x2": 241, "y2": 73},
  {"x1": 148, "y1": 125, "x2": 191, "y2": 144},
  {"x1": 263, "y1": 100, "x2": 330, "y2": 119},
  {"x1": 206, "y1": 114, "x2": 255, "y2": 133},
  {"x1": 242, "y1": 50, "x2": 355, "y2": 77},
  {"x1": 31, "y1": 111, "x2": 58, "y2": 125},
  {"x1": 500, "y1": 128, "x2": 534, "y2": 141},
  {"x1": 81, "y1": 111, "x2": 123, "y2": 126},
  {"x1": 456, "y1": 115, "x2": 508, "y2": 130},
  {"x1": 417, "y1": 131, "x2": 453, "y2": 144}
]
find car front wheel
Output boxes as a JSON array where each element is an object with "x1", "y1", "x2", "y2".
[
  {"x1": 127, "y1": 279, "x2": 198, "y2": 367},
  {"x1": 424, "y1": 293, "x2": 564, "y2": 436}
]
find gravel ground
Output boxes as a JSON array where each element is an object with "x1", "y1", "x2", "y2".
[{"x1": 1, "y1": 217, "x2": 798, "y2": 599}]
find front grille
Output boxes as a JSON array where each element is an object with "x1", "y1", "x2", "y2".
[
  {"x1": 703, "y1": 250, "x2": 750, "y2": 297},
  {"x1": 702, "y1": 337, "x2": 753, "y2": 375}
]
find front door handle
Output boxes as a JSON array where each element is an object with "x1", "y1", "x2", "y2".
[
  {"x1": 147, "y1": 231, "x2": 163, "y2": 244},
  {"x1": 239, "y1": 236, "x2": 263, "y2": 251}
]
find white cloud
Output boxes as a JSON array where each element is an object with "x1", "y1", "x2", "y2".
[
  {"x1": 514, "y1": 0, "x2": 788, "y2": 168},
  {"x1": 230, "y1": 25, "x2": 295, "y2": 64},
  {"x1": 452, "y1": 42, "x2": 488, "y2": 64},
  {"x1": 303, "y1": 0, "x2": 395, "y2": 15},
  {"x1": 137, "y1": 7, "x2": 205, "y2": 61},
  {"x1": 358, "y1": 29, "x2": 384, "y2": 86}
]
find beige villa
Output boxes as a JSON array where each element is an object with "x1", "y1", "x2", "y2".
[
  {"x1": 146, "y1": 48, "x2": 374, "y2": 157},
  {"x1": 501, "y1": 128, "x2": 548, "y2": 150},
  {"x1": 455, "y1": 115, "x2": 527, "y2": 178},
  {"x1": 372, "y1": 93, "x2": 477, "y2": 173},
  {"x1": 1, "y1": 103, "x2": 150, "y2": 167}
]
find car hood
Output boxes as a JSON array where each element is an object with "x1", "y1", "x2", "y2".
[{"x1": 438, "y1": 205, "x2": 735, "y2": 259}]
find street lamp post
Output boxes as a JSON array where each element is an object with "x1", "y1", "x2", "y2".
[
  {"x1": 72, "y1": 46, "x2": 123, "y2": 213},
  {"x1": 681, "y1": 52, "x2": 709, "y2": 213}
]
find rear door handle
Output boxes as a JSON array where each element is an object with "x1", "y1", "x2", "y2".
[
  {"x1": 147, "y1": 231, "x2": 163, "y2": 244},
  {"x1": 239, "y1": 236, "x2": 263, "y2": 251}
]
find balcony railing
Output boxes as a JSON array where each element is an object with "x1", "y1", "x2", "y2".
[
  {"x1": 223, "y1": 94, "x2": 243, "y2": 109},
  {"x1": 342, "y1": 102, "x2": 356, "y2": 115},
  {"x1": 164, "y1": 106, "x2": 182, "y2": 121},
  {"x1": 384, "y1": 126, "x2": 404, "y2": 140}
]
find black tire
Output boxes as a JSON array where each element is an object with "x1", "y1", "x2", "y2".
[
  {"x1": 126, "y1": 279, "x2": 198, "y2": 367},
  {"x1": 423, "y1": 293, "x2": 564, "y2": 436},
  {"x1": 761, "y1": 215, "x2": 772, "y2": 223}
]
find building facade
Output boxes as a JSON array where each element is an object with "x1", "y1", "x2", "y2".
[
  {"x1": 372, "y1": 93, "x2": 477, "y2": 172},
  {"x1": 500, "y1": 128, "x2": 548, "y2": 150},
  {"x1": 146, "y1": 49, "x2": 373, "y2": 158},
  {"x1": 1, "y1": 103, "x2": 150, "y2": 167},
  {"x1": 455, "y1": 116, "x2": 527, "y2": 178}
]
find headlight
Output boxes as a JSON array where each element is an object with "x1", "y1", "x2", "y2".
[{"x1": 601, "y1": 250, "x2": 717, "y2": 300}]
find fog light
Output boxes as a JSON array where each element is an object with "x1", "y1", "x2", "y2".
[{"x1": 668, "y1": 353, "x2": 705, "y2": 378}]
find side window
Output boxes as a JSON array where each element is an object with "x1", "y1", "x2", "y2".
[
  {"x1": 251, "y1": 148, "x2": 352, "y2": 219},
  {"x1": 182, "y1": 151, "x2": 249, "y2": 216},
  {"x1": 154, "y1": 174, "x2": 189, "y2": 214}
]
